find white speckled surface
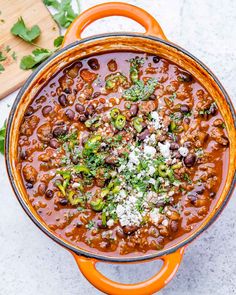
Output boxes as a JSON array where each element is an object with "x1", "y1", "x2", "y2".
[{"x1": 0, "y1": 1, "x2": 235, "y2": 294}]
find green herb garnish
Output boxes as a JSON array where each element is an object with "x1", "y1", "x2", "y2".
[
  {"x1": 0, "y1": 121, "x2": 6, "y2": 155},
  {"x1": 20, "y1": 48, "x2": 53, "y2": 70},
  {"x1": 11, "y1": 17, "x2": 41, "y2": 43}
]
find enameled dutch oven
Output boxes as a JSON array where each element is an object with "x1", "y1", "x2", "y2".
[{"x1": 5, "y1": 3, "x2": 236, "y2": 294}]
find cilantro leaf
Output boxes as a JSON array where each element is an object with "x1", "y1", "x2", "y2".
[
  {"x1": 54, "y1": 35, "x2": 64, "y2": 47},
  {"x1": 0, "y1": 52, "x2": 6, "y2": 62},
  {"x1": 20, "y1": 48, "x2": 53, "y2": 70},
  {"x1": 44, "y1": 0, "x2": 80, "y2": 28},
  {"x1": 0, "y1": 64, "x2": 5, "y2": 73},
  {"x1": 124, "y1": 78, "x2": 158, "y2": 101},
  {"x1": 11, "y1": 17, "x2": 41, "y2": 43},
  {"x1": 0, "y1": 121, "x2": 6, "y2": 155}
]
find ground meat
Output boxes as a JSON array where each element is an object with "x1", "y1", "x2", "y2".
[
  {"x1": 23, "y1": 165, "x2": 38, "y2": 183},
  {"x1": 80, "y1": 69, "x2": 97, "y2": 83},
  {"x1": 20, "y1": 115, "x2": 39, "y2": 136},
  {"x1": 210, "y1": 127, "x2": 229, "y2": 146},
  {"x1": 37, "y1": 123, "x2": 53, "y2": 143},
  {"x1": 139, "y1": 101, "x2": 156, "y2": 114}
]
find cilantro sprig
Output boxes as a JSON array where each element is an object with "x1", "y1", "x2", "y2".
[
  {"x1": 0, "y1": 121, "x2": 6, "y2": 155},
  {"x1": 43, "y1": 0, "x2": 80, "y2": 28},
  {"x1": 20, "y1": 48, "x2": 53, "y2": 70},
  {"x1": 11, "y1": 17, "x2": 41, "y2": 43}
]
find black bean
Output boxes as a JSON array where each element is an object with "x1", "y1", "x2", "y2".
[
  {"x1": 75, "y1": 103, "x2": 85, "y2": 113},
  {"x1": 184, "y1": 153, "x2": 196, "y2": 167},
  {"x1": 45, "y1": 189, "x2": 54, "y2": 199},
  {"x1": 42, "y1": 105, "x2": 52, "y2": 117},
  {"x1": 209, "y1": 103, "x2": 217, "y2": 115},
  {"x1": 64, "y1": 88, "x2": 71, "y2": 94},
  {"x1": 156, "y1": 236, "x2": 164, "y2": 244},
  {"x1": 196, "y1": 186, "x2": 205, "y2": 194},
  {"x1": 170, "y1": 142, "x2": 179, "y2": 150},
  {"x1": 122, "y1": 225, "x2": 138, "y2": 235},
  {"x1": 153, "y1": 56, "x2": 160, "y2": 63},
  {"x1": 25, "y1": 106, "x2": 34, "y2": 116},
  {"x1": 49, "y1": 138, "x2": 60, "y2": 149},
  {"x1": 187, "y1": 194, "x2": 197, "y2": 205},
  {"x1": 65, "y1": 109, "x2": 75, "y2": 120},
  {"x1": 59, "y1": 198, "x2": 68, "y2": 206},
  {"x1": 53, "y1": 126, "x2": 68, "y2": 138},
  {"x1": 88, "y1": 58, "x2": 100, "y2": 70},
  {"x1": 210, "y1": 192, "x2": 216, "y2": 198},
  {"x1": 79, "y1": 115, "x2": 87, "y2": 122},
  {"x1": 58, "y1": 94, "x2": 68, "y2": 107},
  {"x1": 129, "y1": 104, "x2": 138, "y2": 117},
  {"x1": 178, "y1": 71, "x2": 193, "y2": 82},
  {"x1": 26, "y1": 182, "x2": 33, "y2": 189},
  {"x1": 85, "y1": 104, "x2": 95, "y2": 116},
  {"x1": 180, "y1": 104, "x2": 189, "y2": 113},
  {"x1": 20, "y1": 149, "x2": 28, "y2": 160},
  {"x1": 149, "y1": 94, "x2": 157, "y2": 100},
  {"x1": 138, "y1": 128, "x2": 150, "y2": 140}
]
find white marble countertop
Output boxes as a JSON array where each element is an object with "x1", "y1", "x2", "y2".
[{"x1": 0, "y1": 0, "x2": 235, "y2": 294}]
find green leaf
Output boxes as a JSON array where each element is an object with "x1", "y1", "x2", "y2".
[
  {"x1": 44, "y1": 0, "x2": 80, "y2": 28},
  {"x1": 0, "y1": 52, "x2": 6, "y2": 62},
  {"x1": 0, "y1": 64, "x2": 5, "y2": 73},
  {"x1": 20, "y1": 48, "x2": 53, "y2": 70},
  {"x1": 11, "y1": 17, "x2": 41, "y2": 43},
  {"x1": 0, "y1": 121, "x2": 6, "y2": 155},
  {"x1": 54, "y1": 35, "x2": 64, "y2": 47}
]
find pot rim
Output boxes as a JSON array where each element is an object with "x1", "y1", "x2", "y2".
[{"x1": 5, "y1": 32, "x2": 236, "y2": 263}]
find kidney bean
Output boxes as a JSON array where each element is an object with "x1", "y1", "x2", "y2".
[
  {"x1": 184, "y1": 153, "x2": 196, "y2": 167},
  {"x1": 129, "y1": 104, "x2": 138, "y2": 117},
  {"x1": 75, "y1": 103, "x2": 85, "y2": 114},
  {"x1": 149, "y1": 94, "x2": 157, "y2": 100},
  {"x1": 65, "y1": 109, "x2": 75, "y2": 120},
  {"x1": 116, "y1": 228, "x2": 125, "y2": 238},
  {"x1": 183, "y1": 141, "x2": 192, "y2": 148},
  {"x1": 178, "y1": 71, "x2": 193, "y2": 82},
  {"x1": 88, "y1": 58, "x2": 100, "y2": 70},
  {"x1": 184, "y1": 117, "x2": 190, "y2": 124},
  {"x1": 93, "y1": 92, "x2": 101, "y2": 98},
  {"x1": 173, "y1": 151, "x2": 182, "y2": 159},
  {"x1": 137, "y1": 128, "x2": 150, "y2": 140},
  {"x1": 170, "y1": 221, "x2": 178, "y2": 232},
  {"x1": 153, "y1": 56, "x2": 160, "y2": 63},
  {"x1": 170, "y1": 142, "x2": 179, "y2": 150},
  {"x1": 123, "y1": 225, "x2": 138, "y2": 235},
  {"x1": 85, "y1": 104, "x2": 95, "y2": 116},
  {"x1": 20, "y1": 149, "x2": 28, "y2": 160},
  {"x1": 180, "y1": 104, "x2": 189, "y2": 113},
  {"x1": 38, "y1": 183, "x2": 46, "y2": 195},
  {"x1": 210, "y1": 192, "x2": 216, "y2": 198},
  {"x1": 23, "y1": 165, "x2": 38, "y2": 183},
  {"x1": 79, "y1": 115, "x2": 87, "y2": 122},
  {"x1": 45, "y1": 189, "x2": 54, "y2": 199},
  {"x1": 53, "y1": 126, "x2": 68, "y2": 138},
  {"x1": 49, "y1": 138, "x2": 60, "y2": 149},
  {"x1": 187, "y1": 194, "x2": 197, "y2": 205},
  {"x1": 42, "y1": 105, "x2": 52, "y2": 116},
  {"x1": 58, "y1": 94, "x2": 68, "y2": 107}
]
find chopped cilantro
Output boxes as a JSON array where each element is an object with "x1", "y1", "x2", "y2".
[
  {"x1": 0, "y1": 64, "x2": 4, "y2": 73},
  {"x1": 0, "y1": 121, "x2": 6, "y2": 155},
  {"x1": 20, "y1": 48, "x2": 53, "y2": 70},
  {"x1": 124, "y1": 78, "x2": 158, "y2": 101},
  {"x1": 11, "y1": 17, "x2": 41, "y2": 43},
  {"x1": 0, "y1": 52, "x2": 6, "y2": 62}
]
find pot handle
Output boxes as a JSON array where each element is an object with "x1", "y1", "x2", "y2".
[
  {"x1": 72, "y1": 247, "x2": 185, "y2": 295},
  {"x1": 62, "y1": 2, "x2": 167, "y2": 47}
]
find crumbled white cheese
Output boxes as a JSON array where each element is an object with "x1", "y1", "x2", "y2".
[
  {"x1": 148, "y1": 178, "x2": 156, "y2": 185},
  {"x1": 116, "y1": 198, "x2": 143, "y2": 227},
  {"x1": 144, "y1": 145, "x2": 156, "y2": 157},
  {"x1": 158, "y1": 142, "x2": 171, "y2": 158},
  {"x1": 129, "y1": 150, "x2": 139, "y2": 165},
  {"x1": 162, "y1": 219, "x2": 169, "y2": 227},
  {"x1": 151, "y1": 111, "x2": 161, "y2": 129},
  {"x1": 149, "y1": 208, "x2": 161, "y2": 224},
  {"x1": 107, "y1": 219, "x2": 114, "y2": 227},
  {"x1": 148, "y1": 166, "x2": 156, "y2": 176},
  {"x1": 178, "y1": 146, "x2": 189, "y2": 157}
]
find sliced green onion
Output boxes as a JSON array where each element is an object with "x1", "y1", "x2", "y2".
[{"x1": 114, "y1": 114, "x2": 126, "y2": 130}]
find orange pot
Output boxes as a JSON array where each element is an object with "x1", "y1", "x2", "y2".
[{"x1": 5, "y1": 3, "x2": 236, "y2": 295}]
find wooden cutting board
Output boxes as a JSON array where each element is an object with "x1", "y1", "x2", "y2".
[{"x1": 0, "y1": 0, "x2": 60, "y2": 100}]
